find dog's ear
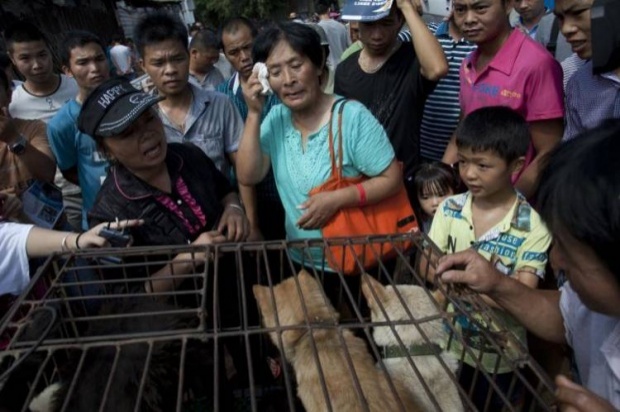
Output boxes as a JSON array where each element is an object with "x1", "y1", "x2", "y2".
[
  {"x1": 297, "y1": 269, "x2": 316, "y2": 286},
  {"x1": 253, "y1": 285, "x2": 271, "y2": 313},
  {"x1": 361, "y1": 274, "x2": 387, "y2": 309}
]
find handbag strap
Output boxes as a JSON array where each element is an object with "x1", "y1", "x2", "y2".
[{"x1": 327, "y1": 98, "x2": 348, "y2": 180}]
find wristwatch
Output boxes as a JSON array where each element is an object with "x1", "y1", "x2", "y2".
[{"x1": 8, "y1": 135, "x2": 27, "y2": 155}]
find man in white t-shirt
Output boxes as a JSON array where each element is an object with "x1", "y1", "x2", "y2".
[
  {"x1": 109, "y1": 35, "x2": 135, "y2": 79},
  {"x1": 5, "y1": 22, "x2": 82, "y2": 230}
]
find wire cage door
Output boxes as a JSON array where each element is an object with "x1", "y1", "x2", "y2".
[{"x1": 0, "y1": 233, "x2": 556, "y2": 411}]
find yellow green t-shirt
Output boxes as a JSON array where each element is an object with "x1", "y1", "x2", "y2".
[{"x1": 428, "y1": 191, "x2": 552, "y2": 373}]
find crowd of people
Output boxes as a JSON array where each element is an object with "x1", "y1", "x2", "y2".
[{"x1": 0, "y1": 0, "x2": 619, "y2": 410}]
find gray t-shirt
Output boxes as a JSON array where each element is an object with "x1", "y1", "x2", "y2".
[
  {"x1": 318, "y1": 19, "x2": 350, "y2": 69},
  {"x1": 535, "y1": 13, "x2": 572, "y2": 63},
  {"x1": 157, "y1": 83, "x2": 243, "y2": 179}
]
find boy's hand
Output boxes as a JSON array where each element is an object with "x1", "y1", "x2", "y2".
[
  {"x1": 436, "y1": 249, "x2": 505, "y2": 294},
  {"x1": 555, "y1": 375, "x2": 616, "y2": 412}
]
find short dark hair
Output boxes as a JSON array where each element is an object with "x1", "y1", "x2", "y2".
[
  {"x1": 410, "y1": 161, "x2": 460, "y2": 218},
  {"x1": 59, "y1": 30, "x2": 106, "y2": 67},
  {"x1": 456, "y1": 106, "x2": 530, "y2": 163},
  {"x1": 4, "y1": 21, "x2": 48, "y2": 52},
  {"x1": 0, "y1": 52, "x2": 11, "y2": 71},
  {"x1": 218, "y1": 17, "x2": 258, "y2": 50},
  {"x1": 315, "y1": 2, "x2": 330, "y2": 15},
  {"x1": 189, "y1": 30, "x2": 219, "y2": 51},
  {"x1": 537, "y1": 119, "x2": 620, "y2": 280},
  {"x1": 253, "y1": 22, "x2": 324, "y2": 70},
  {"x1": 0, "y1": 69, "x2": 10, "y2": 93},
  {"x1": 134, "y1": 12, "x2": 188, "y2": 58},
  {"x1": 112, "y1": 34, "x2": 125, "y2": 44}
]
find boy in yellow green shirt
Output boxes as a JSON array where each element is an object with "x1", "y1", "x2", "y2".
[{"x1": 428, "y1": 106, "x2": 552, "y2": 408}]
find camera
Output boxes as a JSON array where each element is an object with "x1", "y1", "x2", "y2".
[{"x1": 99, "y1": 227, "x2": 132, "y2": 248}]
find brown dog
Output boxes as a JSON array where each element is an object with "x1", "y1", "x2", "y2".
[{"x1": 253, "y1": 270, "x2": 420, "y2": 412}]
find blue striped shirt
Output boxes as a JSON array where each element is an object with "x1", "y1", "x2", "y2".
[{"x1": 420, "y1": 22, "x2": 476, "y2": 161}]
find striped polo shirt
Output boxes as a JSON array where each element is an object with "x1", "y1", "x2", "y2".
[{"x1": 420, "y1": 22, "x2": 476, "y2": 161}]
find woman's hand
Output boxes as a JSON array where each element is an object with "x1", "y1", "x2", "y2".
[
  {"x1": 217, "y1": 204, "x2": 250, "y2": 242},
  {"x1": 241, "y1": 71, "x2": 266, "y2": 114},
  {"x1": 555, "y1": 375, "x2": 616, "y2": 412},
  {"x1": 297, "y1": 191, "x2": 343, "y2": 230},
  {"x1": 0, "y1": 192, "x2": 23, "y2": 221},
  {"x1": 79, "y1": 219, "x2": 144, "y2": 249}
]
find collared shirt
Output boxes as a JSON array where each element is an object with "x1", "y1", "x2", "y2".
[
  {"x1": 260, "y1": 99, "x2": 394, "y2": 267},
  {"x1": 420, "y1": 22, "x2": 476, "y2": 161},
  {"x1": 560, "y1": 282, "x2": 620, "y2": 408},
  {"x1": 460, "y1": 29, "x2": 564, "y2": 182},
  {"x1": 429, "y1": 191, "x2": 552, "y2": 373},
  {"x1": 47, "y1": 99, "x2": 109, "y2": 229},
  {"x1": 215, "y1": 74, "x2": 281, "y2": 124},
  {"x1": 189, "y1": 67, "x2": 225, "y2": 91},
  {"x1": 157, "y1": 83, "x2": 244, "y2": 180},
  {"x1": 216, "y1": 75, "x2": 282, "y2": 204},
  {"x1": 429, "y1": 191, "x2": 551, "y2": 276},
  {"x1": 515, "y1": 9, "x2": 551, "y2": 39},
  {"x1": 563, "y1": 61, "x2": 620, "y2": 141}
]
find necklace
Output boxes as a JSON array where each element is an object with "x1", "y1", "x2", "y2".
[
  {"x1": 359, "y1": 41, "x2": 401, "y2": 74},
  {"x1": 159, "y1": 93, "x2": 193, "y2": 132}
]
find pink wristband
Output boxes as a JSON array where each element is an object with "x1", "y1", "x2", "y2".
[{"x1": 356, "y1": 183, "x2": 367, "y2": 207}]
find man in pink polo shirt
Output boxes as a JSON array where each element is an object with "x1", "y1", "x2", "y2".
[{"x1": 442, "y1": 0, "x2": 564, "y2": 198}]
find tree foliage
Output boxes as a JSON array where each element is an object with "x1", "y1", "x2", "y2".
[{"x1": 195, "y1": 0, "x2": 290, "y2": 26}]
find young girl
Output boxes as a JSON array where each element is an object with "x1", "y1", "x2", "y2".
[{"x1": 411, "y1": 162, "x2": 460, "y2": 233}]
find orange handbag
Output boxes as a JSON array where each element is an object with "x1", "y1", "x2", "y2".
[{"x1": 309, "y1": 99, "x2": 419, "y2": 274}]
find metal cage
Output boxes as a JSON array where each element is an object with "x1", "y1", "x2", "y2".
[{"x1": 0, "y1": 233, "x2": 556, "y2": 411}]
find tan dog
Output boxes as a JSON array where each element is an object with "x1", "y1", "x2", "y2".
[
  {"x1": 253, "y1": 271, "x2": 420, "y2": 412},
  {"x1": 362, "y1": 275, "x2": 464, "y2": 412}
]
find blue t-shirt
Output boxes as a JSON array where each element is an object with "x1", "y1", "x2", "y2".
[
  {"x1": 260, "y1": 99, "x2": 395, "y2": 267},
  {"x1": 48, "y1": 99, "x2": 109, "y2": 229}
]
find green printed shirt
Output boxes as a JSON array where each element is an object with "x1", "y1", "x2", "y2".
[{"x1": 429, "y1": 191, "x2": 552, "y2": 373}]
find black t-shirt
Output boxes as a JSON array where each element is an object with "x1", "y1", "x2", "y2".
[{"x1": 335, "y1": 42, "x2": 437, "y2": 176}]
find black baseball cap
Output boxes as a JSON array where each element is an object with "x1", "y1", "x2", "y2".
[{"x1": 78, "y1": 78, "x2": 164, "y2": 138}]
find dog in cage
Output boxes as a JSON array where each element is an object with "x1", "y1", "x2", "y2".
[
  {"x1": 3, "y1": 299, "x2": 231, "y2": 412},
  {"x1": 361, "y1": 275, "x2": 464, "y2": 412},
  {"x1": 253, "y1": 270, "x2": 421, "y2": 412}
]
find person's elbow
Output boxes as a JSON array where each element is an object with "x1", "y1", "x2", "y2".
[
  {"x1": 236, "y1": 161, "x2": 263, "y2": 186},
  {"x1": 381, "y1": 161, "x2": 404, "y2": 199},
  {"x1": 421, "y1": 60, "x2": 448, "y2": 81}
]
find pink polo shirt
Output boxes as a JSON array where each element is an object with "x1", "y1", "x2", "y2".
[{"x1": 460, "y1": 29, "x2": 564, "y2": 182}]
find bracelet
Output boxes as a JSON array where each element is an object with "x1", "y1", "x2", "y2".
[
  {"x1": 60, "y1": 234, "x2": 70, "y2": 252},
  {"x1": 356, "y1": 183, "x2": 367, "y2": 207},
  {"x1": 75, "y1": 232, "x2": 84, "y2": 250},
  {"x1": 226, "y1": 203, "x2": 245, "y2": 213}
]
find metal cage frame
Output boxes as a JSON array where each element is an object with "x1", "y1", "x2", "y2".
[{"x1": 0, "y1": 233, "x2": 556, "y2": 411}]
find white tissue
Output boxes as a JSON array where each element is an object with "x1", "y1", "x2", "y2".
[{"x1": 252, "y1": 62, "x2": 272, "y2": 95}]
